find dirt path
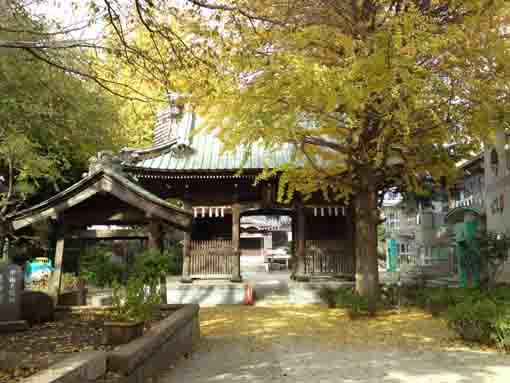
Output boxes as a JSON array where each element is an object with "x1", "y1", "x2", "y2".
[{"x1": 159, "y1": 306, "x2": 510, "y2": 383}]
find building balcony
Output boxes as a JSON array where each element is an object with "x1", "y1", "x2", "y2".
[{"x1": 449, "y1": 193, "x2": 485, "y2": 211}]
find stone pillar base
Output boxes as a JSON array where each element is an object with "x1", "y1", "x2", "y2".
[{"x1": 292, "y1": 274, "x2": 310, "y2": 282}]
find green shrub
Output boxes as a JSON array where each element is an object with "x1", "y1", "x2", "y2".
[
  {"x1": 133, "y1": 247, "x2": 182, "y2": 284},
  {"x1": 318, "y1": 286, "x2": 337, "y2": 308},
  {"x1": 79, "y1": 248, "x2": 126, "y2": 288},
  {"x1": 165, "y1": 245, "x2": 183, "y2": 276},
  {"x1": 488, "y1": 286, "x2": 510, "y2": 303},
  {"x1": 62, "y1": 273, "x2": 79, "y2": 292},
  {"x1": 335, "y1": 288, "x2": 374, "y2": 317},
  {"x1": 380, "y1": 284, "x2": 399, "y2": 307},
  {"x1": 446, "y1": 289, "x2": 510, "y2": 350},
  {"x1": 493, "y1": 315, "x2": 510, "y2": 351},
  {"x1": 111, "y1": 277, "x2": 161, "y2": 323},
  {"x1": 397, "y1": 287, "x2": 483, "y2": 314},
  {"x1": 399, "y1": 286, "x2": 428, "y2": 308},
  {"x1": 447, "y1": 297, "x2": 501, "y2": 344},
  {"x1": 425, "y1": 288, "x2": 462, "y2": 316}
]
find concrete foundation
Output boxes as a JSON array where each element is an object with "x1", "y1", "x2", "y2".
[
  {"x1": 289, "y1": 281, "x2": 354, "y2": 304},
  {"x1": 166, "y1": 281, "x2": 246, "y2": 306}
]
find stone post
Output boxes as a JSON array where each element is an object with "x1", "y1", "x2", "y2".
[
  {"x1": 181, "y1": 195, "x2": 193, "y2": 283},
  {"x1": 231, "y1": 195, "x2": 242, "y2": 282}
]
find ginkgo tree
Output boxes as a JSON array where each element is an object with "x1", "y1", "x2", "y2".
[{"x1": 93, "y1": 0, "x2": 510, "y2": 303}]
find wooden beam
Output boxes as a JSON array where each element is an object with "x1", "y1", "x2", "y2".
[
  {"x1": 67, "y1": 229, "x2": 149, "y2": 240},
  {"x1": 9, "y1": 170, "x2": 192, "y2": 232},
  {"x1": 63, "y1": 208, "x2": 148, "y2": 226},
  {"x1": 11, "y1": 187, "x2": 98, "y2": 231},
  {"x1": 101, "y1": 176, "x2": 192, "y2": 231}
]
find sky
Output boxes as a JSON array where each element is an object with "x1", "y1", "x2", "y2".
[{"x1": 28, "y1": 0, "x2": 106, "y2": 40}]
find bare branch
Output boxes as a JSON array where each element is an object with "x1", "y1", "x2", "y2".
[{"x1": 22, "y1": 47, "x2": 159, "y2": 103}]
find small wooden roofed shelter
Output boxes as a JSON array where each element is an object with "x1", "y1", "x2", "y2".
[
  {"x1": 122, "y1": 111, "x2": 356, "y2": 282},
  {"x1": 7, "y1": 152, "x2": 192, "y2": 302}
]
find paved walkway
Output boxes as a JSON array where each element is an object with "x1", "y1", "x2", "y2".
[{"x1": 160, "y1": 306, "x2": 510, "y2": 383}]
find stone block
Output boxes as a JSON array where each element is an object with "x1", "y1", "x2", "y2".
[
  {"x1": 0, "y1": 351, "x2": 21, "y2": 371},
  {"x1": 87, "y1": 290, "x2": 114, "y2": 306},
  {"x1": 0, "y1": 320, "x2": 28, "y2": 333},
  {"x1": 24, "y1": 351, "x2": 107, "y2": 383},
  {"x1": 21, "y1": 290, "x2": 54, "y2": 324}
]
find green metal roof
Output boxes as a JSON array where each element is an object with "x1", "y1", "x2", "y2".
[{"x1": 128, "y1": 114, "x2": 295, "y2": 172}]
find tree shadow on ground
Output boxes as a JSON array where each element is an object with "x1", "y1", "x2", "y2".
[{"x1": 160, "y1": 306, "x2": 510, "y2": 383}]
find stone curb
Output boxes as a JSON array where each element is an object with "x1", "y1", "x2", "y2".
[{"x1": 23, "y1": 350, "x2": 107, "y2": 383}]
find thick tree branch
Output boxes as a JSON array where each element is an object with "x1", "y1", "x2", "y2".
[{"x1": 301, "y1": 136, "x2": 350, "y2": 153}]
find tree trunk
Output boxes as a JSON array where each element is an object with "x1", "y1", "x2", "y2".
[{"x1": 354, "y1": 188, "x2": 380, "y2": 309}]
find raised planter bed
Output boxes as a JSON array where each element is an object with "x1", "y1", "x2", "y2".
[
  {"x1": 103, "y1": 320, "x2": 144, "y2": 345},
  {"x1": 58, "y1": 289, "x2": 88, "y2": 306},
  {"x1": 0, "y1": 304, "x2": 199, "y2": 383},
  {"x1": 107, "y1": 304, "x2": 200, "y2": 383}
]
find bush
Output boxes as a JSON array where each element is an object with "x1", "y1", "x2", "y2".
[
  {"x1": 61, "y1": 273, "x2": 79, "y2": 292},
  {"x1": 396, "y1": 287, "x2": 482, "y2": 314},
  {"x1": 133, "y1": 247, "x2": 182, "y2": 284},
  {"x1": 493, "y1": 315, "x2": 510, "y2": 351},
  {"x1": 398, "y1": 285, "x2": 428, "y2": 308},
  {"x1": 425, "y1": 288, "x2": 462, "y2": 316},
  {"x1": 335, "y1": 288, "x2": 374, "y2": 317},
  {"x1": 111, "y1": 277, "x2": 161, "y2": 323},
  {"x1": 380, "y1": 284, "x2": 399, "y2": 307},
  {"x1": 318, "y1": 286, "x2": 337, "y2": 308},
  {"x1": 79, "y1": 248, "x2": 126, "y2": 288},
  {"x1": 446, "y1": 288, "x2": 510, "y2": 351},
  {"x1": 447, "y1": 297, "x2": 501, "y2": 344}
]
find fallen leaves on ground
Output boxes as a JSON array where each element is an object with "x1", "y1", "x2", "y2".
[
  {"x1": 0, "y1": 313, "x2": 114, "y2": 383},
  {"x1": 198, "y1": 305, "x2": 497, "y2": 353}
]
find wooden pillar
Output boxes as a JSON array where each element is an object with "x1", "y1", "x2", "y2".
[
  {"x1": 231, "y1": 197, "x2": 242, "y2": 282},
  {"x1": 1, "y1": 237, "x2": 9, "y2": 262},
  {"x1": 295, "y1": 203, "x2": 307, "y2": 279},
  {"x1": 346, "y1": 206, "x2": 356, "y2": 276},
  {"x1": 181, "y1": 196, "x2": 193, "y2": 283},
  {"x1": 49, "y1": 230, "x2": 65, "y2": 306},
  {"x1": 290, "y1": 215, "x2": 297, "y2": 274},
  {"x1": 148, "y1": 219, "x2": 167, "y2": 301},
  {"x1": 147, "y1": 220, "x2": 163, "y2": 251}
]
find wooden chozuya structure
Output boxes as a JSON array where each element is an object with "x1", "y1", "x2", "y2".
[
  {"x1": 6, "y1": 152, "x2": 192, "y2": 302},
  {"x1": 7, "y1": 106, "x2": 356, "y2": 299}
]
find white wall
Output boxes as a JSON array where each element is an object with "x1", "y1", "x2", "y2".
[{"x1": 485, "y1": 128, "x2": 510, "y2": 234}]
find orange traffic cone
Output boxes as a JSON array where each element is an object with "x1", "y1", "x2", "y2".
[{"x1": 244, "y1": 285, "x2": 255, "y2": 305}]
